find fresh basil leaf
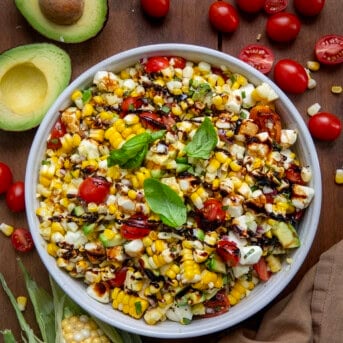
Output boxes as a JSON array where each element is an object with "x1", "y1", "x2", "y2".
[
  {"x1": 122, "y1": 145, "x2": 148, "y2": 169},
  {"x1": 82, "y1": 89, "x2": 92, "y2": 103},
  {"x1": 150, "y1": 130, "x2": 166, "y2": 141},
  {"x1": 143, "y1": 178, "x2": 187, "y2": 228},
  {"x1": 184, "y1": 117, "x2": 217, "y2": 159}
]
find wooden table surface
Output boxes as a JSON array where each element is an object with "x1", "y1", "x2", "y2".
[{"x1": 0, "y1": 1, "x2": 342, "y2": 342}]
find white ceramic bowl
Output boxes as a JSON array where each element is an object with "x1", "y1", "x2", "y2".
[{"x1": 26, "y1": 44, "x2": 322, "y2": 339}]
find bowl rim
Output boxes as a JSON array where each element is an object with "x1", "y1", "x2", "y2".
[{"x1": 25, "y1": 43, "x2": 322, "y2": 338}]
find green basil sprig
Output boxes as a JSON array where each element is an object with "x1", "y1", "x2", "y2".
[
  {"x1": 143, "y1": 178, "x2": 187, "y2": 228},
  {"x1": 107, "y1": 130, "x2": 165, "y2": 169},
  {"x1": 184, "y1": 116, "x2": 217, "y2": 159}
]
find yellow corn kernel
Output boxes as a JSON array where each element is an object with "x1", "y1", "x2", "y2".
[
  {"x1": 128, "y1": 189, "x2": 137, "y2": 200},
  {"x1": 82, "y1": 103, "x2": 94, "y2": 117},
  {"x1": 114, "y1": 119, "x2": 126, "y2": 132},
  {"x1": 115, "y1": 88, "x2": 124, "y2": 97},
  {"x1": 331, "y1": 85, "x2": 342, "y2": 94},
  {"x1": 266, "y1": 255, "x2": 282, "y2": 273},
  {"x1": 230, "y1": 160, "x2": 242, "y2": 172},
  {"x1": 47, "y1": 243, "x2": 59, "y2": 257},
  {"x1": 153, "y1": 95, "x2": 164, "y2": 106},
  {"x1": 264, "y1": 230, "x2": 273, "y2": 239},
  {"x1": 93, "y1": 95, "x2": 104, "y2": 105},
  {"x1": 212, "y1": 178, "x2": 220, "y2": 190},
  {"x1": 306, "y1": 61, "x2": 320, "y2": 71},
  {"x1": 81, "y1": 159, "x2": 98, "y2": 170},
  {"x1": 16, "y1": 296, "x2": 27, "y2": 311},
  {"x1": 121, "y1": 127, "x2": 133, "y2": 139},
  {"x1": 228, "y1": 294, "x2": 238, "y2": 306},
  {"x1": 89, "y1": 129, "x2": 105, "y2": 142},
  {"x1": 87, "y1": 202, "x2": 98, "y2": 212},
  {"x1": 0, "y1": 223, "x2": 14, "y2": 236},
  {"x1": 51, "y1": 222, "x2": 65, "y2": 234},
  {"x1": 215, "y1": 151, "x2": 229, "y2": 164},
  {"x1": 136, "y1": 171, "x2": 147, "y2": 188},
  {"x1": 109, "y1": 133, "x2": 124, "y2": 149},
  {"x1": 226, "y1": 130, "x2": 234, "y2": 138},
  {"x1": 171, "y1": 104, "x2": 183, "y2": 116},
  {"x1": 207, "y1": 159, "x2": 221, "y2": 173},
  {"x1": 71, "y1": 90, "x2": 82, "y2": 102},
  {"x1": 124, "y1": 114, "x2": 140, "y2": 125},
  {"x1": 190, "y1": 192, "x2": 203, "y2": 209},
  {"x1": 335, "y1": 169, "x2": 343, "y2": 184}
]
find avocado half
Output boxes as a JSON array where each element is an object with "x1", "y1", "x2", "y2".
[
  {"x1": 0, "y1": 43, "x2": 71, "y2": 131},
  {"x1": 15, "y1": 0, "x2": 108, "y2": 44}
]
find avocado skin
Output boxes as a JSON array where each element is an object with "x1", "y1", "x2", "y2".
[
  {"x1": 0, "y1": 43, "x2": 71, "y2": 131},
  {"x1": 15, "y1": 0, "x2": 108, "y2": 44}
]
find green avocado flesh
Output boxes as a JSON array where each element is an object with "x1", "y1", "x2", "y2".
[
  {"x1": 0, "y1": 43, "x2": 71, "y2": 131},
  {"x1": 15, "y1": 0, "x2": 108, "y2": 43}
]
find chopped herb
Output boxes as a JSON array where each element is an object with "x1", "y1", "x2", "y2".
[
  {"x1": 82, "y1": 88, "x2": 92, "y2": 103},
  {"x1": 135, "y1": 301, "x2": 142, "y2": 315}
]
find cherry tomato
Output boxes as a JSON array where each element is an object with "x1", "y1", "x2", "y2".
[
  {"x1": 0, "y1": 162, "x2": 13, "y2": 194},
  {"x1": 315, "y1": 35, "x2": 343, "y2": 65},
  {"x1": 140, "y1": 0, "x2": 170, "y2": 18},
  {"x1": 239, "y1": 44, "x2": 275, "y2": 74},
  {"x1": 140, "y1": 112, "x2": 166, "y2": 130},
  {"x1": 253, "y1": 257, "x2": 271, "y2": 281},
  {"x1": 249, "y1": 105, "x2": 282, "y2": 142},
  {"x1": 201, "y1": 198, "x2": 226, "y2": 222},
  {"x1": 294, "y1": 0, "x2": 325, "y2": 16},
  {"x1": 6, "y1": 181, "x2": 25, "y2": 212},
  {"x1": 266, "y1": 12, "x2": 301, "y2": 42},
  {"x1": 235, "y1": 0, "x2": 265, "y2": 13},
  {"x1": 78, "y1": 177, "x2": 110, "y2": 204},
  {"x1": 11, "y1": 228, "x2": 34, "y2": 253},
  {"x1": 145, "y1": 56, "x2": 170, "y2": 73},
  {"x1": 308, "y1": 112, "x2": 342, "y2": 141},
  {"x1": 47, "y1": 118, "x2": 66, "y2": 150},
  {"x1": 108, "y1": 267, "x2": 128, "y2": 288},
  {"x1": 216, "y1": 240, "x2": 240, "y2": 267},
  {"x1": 169, "y1": 56, "x2": 186, "y2": 69},
  {"x1": 199, "y1": 289, "x2": 230, "y2": 318},
  {"x1": 273, "y1": 59, "x2": 308, "y2": 94},
  {"x1": 120, "y1": 214, "x2": 152, "y2": 240},
  {"x1": 264, "y1": 0, "x2": 288, "y2": 15},
  {"x1": 285, "y1": 165, "x2": 304, "y2": 184},
  {"x1": 121, "y1": 96, "x2": 143, "y2": 113},
  {"x1": 209, "y1": 1, "x2": 239, "y2": 33}
]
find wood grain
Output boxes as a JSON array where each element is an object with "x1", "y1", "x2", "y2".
[{"x1": 0, "y1": 1, "x2": 342, "y2": 342}]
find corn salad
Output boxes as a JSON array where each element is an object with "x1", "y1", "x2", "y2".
[{"x1": 36, "y1": 56, "x2": 314, "y2": 325}]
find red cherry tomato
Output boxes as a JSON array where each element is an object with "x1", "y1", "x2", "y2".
[
  {"x1": 145, "y1": 56, "x2": 170, "y2": 73},
  {"x1": 239, "y1": 44, "x2": 275, "y2": 74},
  {"x1": 47, "y1": 119, "x2": 66, "y2": 150},
  {"x1": 294, "y1": 0, "x2": 325, "y2": 16},
  {"x1": 78, "y1": 177, "x2": 110, "y2": 204},
  {"x1": 0, "y1": 162, "x2": 13, "y2": 194},
  {"x1": 140, "y1": 112, "x2": 166, "y2": 130},
  {"x1": 264, "y1": 0, "x2": 288, "y2": 15},
  {"x1": 253, "y1": 257, "x2": 271, "y2": 281},
  {"x1": 199, "y1": 289, "x2": 230, "y2": 318},
  {"x1": 121, "y1": 96, "x2": 143, "y2": 116},
  {"x1": 108, "y1": 267, "x2": 128, "y2": 288},
  {"x1": 235, "y1": 0, "x2": 265, "y2": 13},
  {"x1": 273, "y1": 59, "x2": 308, "y2": 94},
  {"x1": 209, "y1": 1, "x2": 239, "y2": 33},
  {"x1": 201, "y1": 198, "x2": 226, "y2": 222},
  {"x1": 11, "y1": 228, "x2": 34, "y2": 253},
  {"x1": 308, "y1": 112, "x2": 342, "y2": 141},
  {"x1": 6, "y1": 181, "x2": 25, "y2": 212},
  {"x1": 315, "y1": 35, "x2": 343, "y2": 65},
  {"x1": 140, "y1": 0, "x2": 170, "y2": 18},
  {"x1": 169, "y1": 56, "x2": 186, "y2": 69},
  {"x1": 266, "y1": 12, "x2": 301, "y2": 42},
  {"x1": 120, "y1": 214, "x2": 152, "y2": 240},
  {"x1": 216, "y1": 240, "x2": 240, "y2": 267},
  {"x1": 285, "y1": 165, "x2": 304, "y2": 184}
]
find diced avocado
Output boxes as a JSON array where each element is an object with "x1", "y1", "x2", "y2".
[
  {"x1": 0, "y1": 43, "x2": 71, "y2": 131},
  {"x1": 71, "y1": 205, "x2": 85, "y2": 217},
  {"x1": 206, "y1": 254, "x2": 227, "y2": 274},
  {"x1": 193, "y1": 228, "x2": 205, "y2": 241},
  {"x1": 15, "y1": 0, "x2": 108, "y2": 44},
  {"x1": 99, "y1": 231, "x2": 124, "y2": 248},
  {"x1": 82, "y1": 223, "x2": 96, "y2": 235},
  {"x1": 176, "y1": 163, "x2": 192, "y2": 173},
  {"x1": 272, "y1": 221, "x2": 300, "y2": 249}
]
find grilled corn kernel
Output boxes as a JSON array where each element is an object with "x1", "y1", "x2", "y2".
[
  {"x1": 82, "y1": 103, "x2": 94, "y2": 117},
  {"x1": 307, "y1": 103, "x2": 321, "y2": 116},
  {"x1": 47, "y1": 243, "x2": 59, "y2": 257},
  {"x1": 207, "y1": 159, "x2": 221, "y2": 173},
  {"x1": 230, "y1": 160, "x2": 242, "y2": 172},
  {"x1": 114, "y1": 119, "x2": 126, "y2": 132},
  {"x1": 124, "y1": 114, "x2": 140, "y2": 125},
  {"x1": 128, "y1": 189, "x2": 137, "y2": 200},
  {"x1": 71, "y1": 90, "x2": 82, "y2": 102}
]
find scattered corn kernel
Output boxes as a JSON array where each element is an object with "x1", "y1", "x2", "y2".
[
  {"x1": 0, "y1": 223, "x2": 14, "y2": 236},
  {"x1": 331, "y1": 85, "x2": 342, "y2": 94},
  {"x1": 306, "y1": 61, "x2": 320, "y2": 71},
  {"x1": 335, "y1": 169, "x2": 343, "y2": 184},
  {"x1": 307, "y1": 103, "x2": 321, "y2": 116}
]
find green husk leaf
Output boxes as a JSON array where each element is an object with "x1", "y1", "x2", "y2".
[
  {"x1": 18, "y1": 260, "x2": 55, "y2": 343},
  {"x1": 1, "y1": 329, "x2": 17, "y2": 343},
  {"x1": 0, "y1": 273, "x2": 43, "y2": 343}
]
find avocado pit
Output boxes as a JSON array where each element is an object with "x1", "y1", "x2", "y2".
[
  {"x1": 0, "y1": 63, "x2": 47, "y2": 115},
  {"x1": 39, "y1": 0, "x2": 84, "y2": 25}
]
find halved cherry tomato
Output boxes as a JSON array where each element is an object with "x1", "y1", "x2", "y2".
[
  {"x1": 140, "y1": 0, "x2": 170, "y2": 18},
  {"x1": 169, "y1": 56, "x2": 186, "y2": 69},
  {"x1": 273, "y1": 59, "x2": 308, "y2": 94},
  {"x1": 121, "y1": 96, "x2": 143, "y2": 113},
  {"x1": 239, "y1": 44, "x2": 275, "y2": 74},
  {"x1": 315, "y1": 35, "x2": 343, "y2": 65},
  {"x1": 145, "y1": 56, "x2": 170, "y2": 73},
  {"x1": 294, "y1": 0, "x2": 325, "y2": 16},
  {"x1": 264, "y1": 0, "x2": 288, "y2": 15},
  {"x1": 47, "y1": 119, "x2": 66, "y2": 150},
  {"x1": 253, "y1": 257, "x2": 271, "y2": 281},
  {"x1": 235, "y1": 0, "x2": 265, "y2": 13},
  {"x1": 6, "y1": 181, "x2": 25, "y2": 212},
  {"x1": 285, "y1": 165, "x2": 304, "y2": 184},
  {"x1": 199, "y1": 289, "x2": 230, "y2": 318},
  {"x1": 249, "y1": 105, "x2": 282, "y2": 142},
  {"x1": 120, "y1": 214, "x2": 152, "y2": 240},
  {"x1": 216, "y1": 240, "x2": 240, "y2": 267},
  {"x1": 140, "y1": 112, "x2": 166, "y2": 130},
  {"x1": 78, "y1": 177, "x2": 110, "y2": 204},
  {"x1": 0, "y1": 162, "x2": 13, "y2": 194},
  {"x1": 308, "y1": 112, "x2": 342, "y2": 141},
  {"x1": 108, "y1": 267, "x2": 128, "y2": 288},
  {"x1": 266, "y1": 12, "x2": 301, "y2": 42},
  {"x1": 201, "y1": 198, "x2": 226, "y2": 222},
  {"x1": 208, "y1": 1, "x2": 239, "y2": 33},
  {"x1": 11, "y1": 228, "x2": 34, "y2": 253}
]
